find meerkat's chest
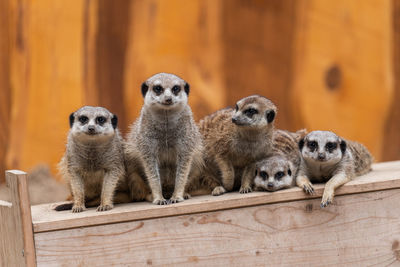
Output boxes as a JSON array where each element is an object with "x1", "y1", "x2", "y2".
[
  {"x1": 231, "y1": 140, "x2": 270, "y2": 166},
  {"x1": 306, "y1": 164, "x2": 335, "y2": 182}
]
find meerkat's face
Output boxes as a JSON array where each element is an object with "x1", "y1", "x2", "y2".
[
  {"x1": 299, "y1": 131, "x2": 346, "y2": 166},
  {"x1": 231, "y1": 95, "x2": 277, "y2": 128},
  {"x1": 141, "y1": 73, "x2": 190, "y2": 112},
  {"x1": 69, "y1": 106, "x2": 118, "y2": 142},
  {"x1": 254, "y1": 157, "x2": 294, "y2": 192}
]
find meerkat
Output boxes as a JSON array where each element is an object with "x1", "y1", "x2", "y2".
[
  {"x1": 125, "y1": 73, "x2": 203, "y2": 205},
  {"x1": 297, "y1": 130, "x2": 373, "y2": 207},
  {"x1": 198, "y1": 95, "x2": 277, "y2": 196},
  {"x1": 55, "y1": 106, "x2": 130, "y2": 212},
  {"x1": 254, "y1": 129, "x2": 306, "y2": 192}
]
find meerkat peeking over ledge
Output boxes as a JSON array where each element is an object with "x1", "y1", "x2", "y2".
[
  {"x1": 125, "y1": 73, "x2": 203, "y2": 205},
  {"x1": 55, "y1": 106, "x2": 130, "y2": 213},
  {"x1": 199, "y1": 95, "x2": 277, "y2": 196},
  {"x1": 254, "y1": 129, "x2": 306, "y2": 192},
  {"x1": 297, "y1": 130, "x2": 373, "y2": 207}
]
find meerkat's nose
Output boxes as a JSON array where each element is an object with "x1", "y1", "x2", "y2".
[
  {"x1": 267, "y1": 182, "x2": 274, "y2": 188},
  {"x1": 88, "y1": 126, "x2": 95, "y2": 133},
  {"x1": 232, "y1": 117, "x2": 238, "y2": 123},
  {"x1": 318, "y1": 153, "x2": 326, "y2": 160},
  {"x1": 165, "y1": 98, "x2": 172, "y2": 104}
]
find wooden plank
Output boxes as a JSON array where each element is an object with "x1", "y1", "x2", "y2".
[
  {"x1": 34, "y1": 188, "x2": 400, "y2": 266},
  {"x1": 31, "y1": 161, "x2": 400, "y2": 233},
  {"x1": 0, "y1": 170, "x2": 36, "y2": 267},
  {"x1": 290, "y1": 0, "x2": 393, "y2": 160},
  {"x1": 6, "y1": 0, "x2": 85, "y2": 178},
  {"x1": 383, "y1": 0, "x2": 400, "y2": 161}
]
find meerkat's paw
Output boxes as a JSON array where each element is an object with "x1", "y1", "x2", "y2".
[
  {"x1": 303, "y1": 182, "x2": 315, "y2": 195},
  {"x1": 153, "y1": 198, "x2": 168, "y2": 205},
  {"x1": 96, "y1": 204, "x2": 113, "y2": 212},
  {"x1": 184, "y1": 193, "x2": 191, "y2": 199},
  {"x1": 211, "y1": 186, "x2": 226, "y2": 196},
  {"x1": 321, "y1": 190, "x2": 334, "y2": 208},
  {"x1": 239, "y1": 186, "x2": 252, "y2": 194},
  {"x1": 71, "y1": 205, "x2": 85, "y2": 213},
  {"x1": 169, "y1": 195, "x2": 185, "y2": 204}
]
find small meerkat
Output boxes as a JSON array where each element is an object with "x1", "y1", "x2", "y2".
[
  {"x1": 56, "y1": 106, "x2": 130, "y2": 213},
  {"x1": 297, "y1": 130, "x2": 373, "y2": 207},
  {"x1": 199, "y1": 95, "x2": 277, "y2": 196},
  {"x1": 125, "y1": 73, "x2": 203, "y2": 205},
  {"x1": 254, "y1": 129, "x2": 306, "y2": 192}
]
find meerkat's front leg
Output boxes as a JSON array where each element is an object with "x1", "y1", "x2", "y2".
[
  {"x1": 296, "y1": 174, "x2": 314, "y2": 195},
  {"x1": 97, "y1": 169, "x2": 122, "y2": 211},
  {"x1": 239, "y1": 164, "x2": 255, "y2": 194},
  {"x1": 321, "y1": 172, "x2": 351, "y2": 207},
  {"x1": 69, "y1": 171, "x2": 85, "y2": 213},
  {"x1": 141, "y1": 155, "x2": 167, "y2": 205},
  {"x1": 213, "y1": 155, "x2": 234, "y2": 196},
  {"x1": 170, "y1": 152, "x2": 193, "y2": 204}
]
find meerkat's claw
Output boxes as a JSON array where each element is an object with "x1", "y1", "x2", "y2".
[
  {"x1": 321, "y1": 190, "x2": 334, "y2": 208},
  {"x1": 211, "y1": 186, "x2": 226, "y2": 196},
  {"x1": 153, "y1": 198, "x2": 168, "y2": 205},
  {"x1": 239, "y1": 186, "x2": 252, "y2": 194},
  {"x1": 303, "y1": 183, "x2": 315, "y2": 195},
  {"x1": 97, "y1": 204, "x2": 113, "y2": 212},
  {"x1": 72, "y1": 205, "x2": 85, "y2": 213},
  {"x1": 169, "y1": 196, "x2": 185, "y2": 204},
  {"x1": 184, "y1": 193, "x2": 191, "y2": 199}
]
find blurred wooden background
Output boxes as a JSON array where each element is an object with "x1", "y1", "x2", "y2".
[{"x1": 0, "y1": 0, "x2": 399, "y2": 182}]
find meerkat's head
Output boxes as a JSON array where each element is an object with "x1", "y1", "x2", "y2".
[
  {"x1": 254, "y1": 156, "x2": 294, "y2": 192},
  {"x1": 299, "y1": 131, "x2": 347, "y2": 165},
  {"x1": 232, "y1": 95, "x2": 277, "y2": 129},
  {"x1": 68, "y1": 106, "x2": 118, "y2": 143},
  {"x1": 141, "y1": 73, "x2": 190, "y2": 112}
]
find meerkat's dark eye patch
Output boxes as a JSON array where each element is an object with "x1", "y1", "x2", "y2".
[
  {"x1": 184, "y1": 82, "x2": 190, "y2": 95},
  {"x1": 96, "y1": 116, "x2": 106, "y2": 125},
  {"x1": 153, "y1": 85, "x2": 164, "y2": 95},
  {"x1": 244, "y1": 108, "x2": 258, "y2": 117},
  {"x1": 141, "y1": 82, "x2": 149, "y2": 97},
  {"x1": 275, "y1": 171, "x2": 284, "y2": 180},
  {"x1": 266, "y1": 110, "x2": 275, "y2": 123},
  {"x1": 172, "y1": 85, "x2": 181, "y2": 95},
  {"x1": 69, "y1": 113, "x2": 75, "y2": 128},
  {"x1": 254, "y1": 169, "x2": 258, "y2": 176},
  {"x1": 307, "y1": 140, "x2": 318, "y2": 151},
  {"x1": 78, "y1": 116, "x2": 88, "y2": 124},
  {"x1": 288, "y1": 169, "x2": 292, "y2": 176},
  {"x1": 111, "y1": 115, "x2": 118, "y2": 129},
  {"x1": 235, "y1": 104, "x2": 239, "y2": 112},
  {"x1": 299, "y1": 138, "x2": 305, "y2": 150},
  {"x1": 325, "y1": 142, "x2": 337, "y2": 152},
  {"x1": 259, "y1": 171, "x2": 268, "y2": 180}
]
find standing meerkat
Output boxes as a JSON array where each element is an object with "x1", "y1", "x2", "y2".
[
  {"x1": 125, "y1": 73, "x2": 203, "y2": 205},
  {"x1": 297, "y1": 130, "x2": 373, "y2": 207},
  {"x1": 199, "y1": 95, "x2": 277, "y2": 196},
  {"x1": 254, "y1": 129, "x2": 306, "y2": 192},
  {"x1": 56, "y1": 106, "x2": 129, "y2": 213}
]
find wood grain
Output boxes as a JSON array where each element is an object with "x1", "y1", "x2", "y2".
[
  {"x1": 0, "y1": 170, "x2": 36, "y2": 267},
  {"x1": 290, "y1": 0, "x2": 393, "y2": 160},
  {"x1": 31, "y1": 161, "x2": 400, "y2": 233},
  {"x1": 34, "y1": 188, "x2": 400, "y2": 266}
]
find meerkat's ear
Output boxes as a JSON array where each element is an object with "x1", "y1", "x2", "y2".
[
  {"x1": 265, "y1": 110, "x2": 275, "y2": 123},
  {"x1": 254, "y1": 168, "x2": 258, "y2": 177},
  {"x1": 340, "y1": 140, "x2": 347, "y2": 154},
  {"x1": 184, "y1": 82, "x2": 190, "y2": 95},
  {"x1": 141, "y1": 82, "x2": 149, "y2": 97},
  {"x1": 299, "y1": 138, "x2": 305, "y2": 150},
  {"x1": 111, "y1": 114, "x2": 118, "y2": 129},
  {"x1": 69, "y1": 113, "x2": 75, "y2": 128}
]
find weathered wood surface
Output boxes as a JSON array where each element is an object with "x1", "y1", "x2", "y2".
[
  {"x1": 0, "y1": 0, "x2": 398, "y2": 180},
  {"x1": 34, "y1": 188, "x2": 400, "y2": 266},
  {"x1": 0, "y1": 170, "x2": 36, "y2": 267},
  {"x1": 31, "y1": 161, "x2": 400, "y2": 233}
]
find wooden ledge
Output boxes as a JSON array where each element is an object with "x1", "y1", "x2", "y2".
[{"x1": 31, "y1": 161, "x2": 400, "y2": 233}]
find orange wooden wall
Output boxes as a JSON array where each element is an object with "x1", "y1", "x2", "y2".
[{"x1": 0, "y1": 0, "x2": 399, "y2": 182}]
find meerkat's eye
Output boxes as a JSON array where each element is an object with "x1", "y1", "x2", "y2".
[
  {"x1": 153, "y1": 85, "x2": 164, "y2": 95},
  {"x1": 326, "y1": 142, "x2": 337, "y2": 152},
  {"x1": 78, "y1": 116, "x2": 88, "y2": 124},
  {"x1": 259, "y1": 171, "x2": 268, "y2": 180},
  {"x1": 96, "y1": 116, "x2": 106, "y2": 125},
  {"x1": 244, "y1": 108, "x2": 258, "y2": 117},
  {"x1": 172, "y1": 85, "x2": 181, "y2": 95},
  {"x1": 307, "y1": 141, "x2": 318, "y2": 151},
  {"x1": 235, "y1": 104, "x2": 239, "y2": 111},
  {"x1": 275, "y1": 171, "x2": 285, "y2": 180}
]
